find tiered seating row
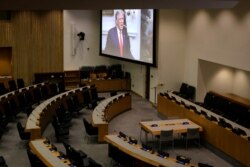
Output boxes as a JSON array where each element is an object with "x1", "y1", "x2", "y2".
[
  {"x1": 199, "y1": 91, "x2": 250, "y2": 128},
  {"x1": 158, "y1": 92, "x2": 250, "y2": 167},
  {"x1": 25, "y1": 86, "x2": 90, "y2": 139}
]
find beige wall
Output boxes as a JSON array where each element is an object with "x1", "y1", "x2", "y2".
[
  {"x1": 63, "y1": 10, "x2": 116, "y2": 71},
  {"x1": 184, "y1": 1, "x2": 250, "y2": 101},
  {"x1": 63, "y1": 4, "x2": 250, "y2": 103}
]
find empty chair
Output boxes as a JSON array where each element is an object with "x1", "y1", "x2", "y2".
[
  {"x1": 0, "y1": 83, "x2": 7, "y2": 95},
  {"x1": 26, "y1": 148, "x2": 46, "y2": 167},
  {"x1": 186, "y1": 85, "x2": 196, "y2": 101},
  {"x1": 0, "y1": 156, "x2": 8, "y2": 167},
  {"x1": 82, "y1": 118, "x2": 98, "y2": 143},
  {"x1": 40, "y1": 85, "x2": 49, "y2": 100},
  {"x1": 52, "y1": 118, "x2": 70, "y2": 142},
  {"x1": 32, "y1": 87, "x2": 43, "y2": 104},
  {"x1": 140, "y1": 119, "x2": 153, "y2": 144},
  {"x1": 2, "y1": 98, "x2": 18, "y2": 121},
  {"x1": 66, "y1": 96, "x2": 82, "y2": 114},
  {"x1": 23, "y1": 90, "x2": 34, "y2": 115},
  {"x1": 16, "y1": 122, "x2": 31, "y2": 140},
  {"x1": 182, "y1": 128, "x2": 200, "y2": 149},
  {"x1": 8, "y1": 80, "x2": 17, "y2": 91},
  {"x1": 62, "y1": 141, "x2": 88, "y2": 166},
  {"x1": 49, "y1": 83, "x2": 58, "y2": 97},
  {"x1": 156, "y1": 129, "x2": 174, "y2": 150},
  {"x1": 179, "y1": 83, "x2": 188, "y2": 97},
  {"x1": 69, "y1": 147, "x2": 88, "y2": 167},
  {"x1": 17, "y1": 78, "x2": 25, "y2": 89},
  {"x1": 89, "y1": 85, "x2": 98, "y2": 108},
  {"x1": 16, "y1": 92, "x2": 26, "y2": 113},
  {"x1": 82, "y1": 88, "x2": 91, "y2": 108},
  {"x1": 87, "y1": 157, "x2": 102, "y2": 167}
]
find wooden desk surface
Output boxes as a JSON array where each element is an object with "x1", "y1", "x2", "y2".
[
  {"x1": 140, "y1": 119, "x2": 202, "y2": 136},
  {"x1": 29, "y1": 139, "x2": 72, "y2": 167},
  {"x1": 105, "y1": 135, "x2": 197, "y2": 167},
  {"x1": 92, "y1": 94, "x2": 121, "y2": 125}
]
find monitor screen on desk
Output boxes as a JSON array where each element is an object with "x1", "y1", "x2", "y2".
[{"x1": 100, "y1": 9, "x2": 157, "y2": 67}]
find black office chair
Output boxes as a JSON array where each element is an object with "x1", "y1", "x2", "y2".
[
  {"x1": 8, "y1": 80, "x2": 17, "y2": 91},
  {"x1": 16, "y1": 122, "x2": 31, "y2": 140},
  {"x1": 49, "y1": 83, "x2": 58, "y2": 97},
  {"x1": 87, "y1": 157, "x2": 102, "y2": 167},
  {"x1": 82, "y1": 88, "x2": 91, "y2": 108},
  {"x1": 17, "y1": 78, "x2": 25, "y2": 89},
  {"x1": 82, "y1": 118, "x2": 98, "y2": 143},
  {"x1": 0, "y1": 83, "x2": 7, "y2": 95},
  {"x1": 0, "y1": 156, "x2": 8, "y2": 167},
  {"x1": 26, "y1": 148, "x2": 46, "y2": 167},
  {"x1": 52, "y1": 118, "x2": 69, "y2": 142}
]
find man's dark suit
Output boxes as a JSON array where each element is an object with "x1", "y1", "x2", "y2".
[{"x1": 104, "y1": 27, "x2": 134, "y2": 59}]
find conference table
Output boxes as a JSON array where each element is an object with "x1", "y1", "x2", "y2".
[{"x1": 140, "y1": 119, "x2": 203, "y2": 136}]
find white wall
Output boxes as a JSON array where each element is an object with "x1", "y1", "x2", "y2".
[
  {"x1": 150, "y1": 10, "x2": 186, "y2": 103},
  {"x1": 184, "y1": 2, "x2": 250, "y2": 100},
  {"x1": 63, "y1": 2, "x2": 250, "y2": 103},
  {"x1": 63, "y1": 10, "x2": 114, "y2": 70}
]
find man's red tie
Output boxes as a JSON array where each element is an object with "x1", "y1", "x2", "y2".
[{"x1": 119, "y1": 30, "x2": 123, "y2": 56}]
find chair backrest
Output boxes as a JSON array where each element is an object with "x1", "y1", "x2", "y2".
[
  {"x1": 62, "y1": 141, "x2": 72, "y2": 157},
  {"x1": 83, "y1": 118, "x2": 98, "y2": 136},
  {"x1": 87, "y1": 157, "x2": 102, "y2": 167},
  {"x1": 0, "y1": 156, "x2": 7, "y2": 166},
  {"x1": 26, "y1": 148, "x2": 46, "y2": 167},
  {"x1": 187, "y1": 128, "x2": 200, "y2": 139},
  {"x1": 8, "y1": 80, "x2": 17, "y2": 91},
  {"x1": 17, "y1": 78, "x2": 25, "y2": 89},
  {"x1": 82, "y1": 89, "x2": 90, "y2": 104},
  {"x1": 160, "y1": 129, "x2": 173, "y2": 141},
  {"x1": 17, "y1": 122, "x2": 31, "y2": 140},
  {"x1": 179, "y1": 83, "x2": 188, "y2": 95},
  {"x1": 0, "y1": 83, "x2": 7, "y2": 95}
]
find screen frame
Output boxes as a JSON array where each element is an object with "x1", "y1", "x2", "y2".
[{"x1": 99, "y1": 9, "x2": 157, "y2": 67}]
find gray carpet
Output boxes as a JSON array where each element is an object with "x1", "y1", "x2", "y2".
[{"x1": 0, "y1": 92, "x2": 239, "y2": 167}]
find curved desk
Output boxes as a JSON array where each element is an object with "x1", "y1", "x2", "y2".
[
  {"x1": 157, "y1": 92, "x2": 250, "y2": 167},
  {"x1": 26, "y1": 86, "x2": 90, "y2": 167},
  {"x1": 92, "y1": 93, "x2": 131, "y2": 142},
  {"x1": 105, "y1": 134, "x2": 197, "y2": 167},
  {"x1": 25, "y1": 86, "x2": 89, "y2": 139}
]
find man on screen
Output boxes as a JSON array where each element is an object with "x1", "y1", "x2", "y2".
[{"x1": 104, "y1": 10, "x2": 134, "y2": 59}]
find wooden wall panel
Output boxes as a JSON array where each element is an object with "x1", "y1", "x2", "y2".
[
  {"x1": 0, "y1": 10, "x2": 63, "y2": 85},
  {"x1": 0, "y1": 21, "x2": 12, "y2": 46}
]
